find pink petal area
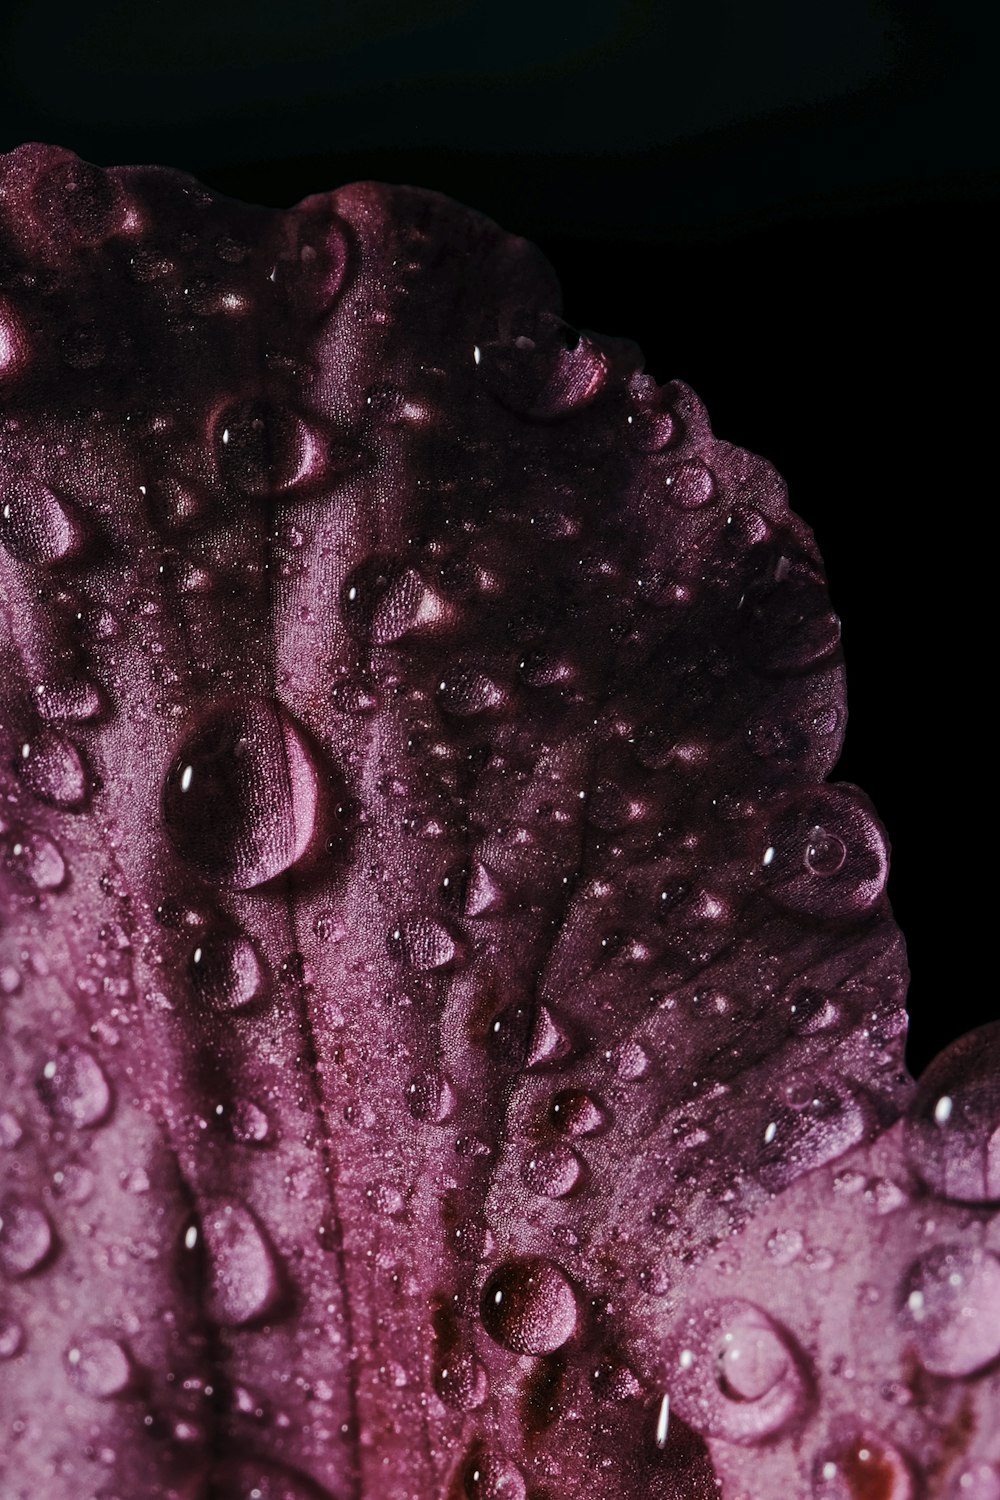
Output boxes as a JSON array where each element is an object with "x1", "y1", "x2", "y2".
[{"x1": 0, "y1": 143, "x2": 993, "y2": 1499}]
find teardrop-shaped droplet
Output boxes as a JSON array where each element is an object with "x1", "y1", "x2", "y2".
[
  {"x1": 387, "y1": 917, "x2": 460, "y2": 972},
  {"x1": 898, "y1": 1244, "x2": 1000, "y2": 1377},
  {"x1": 1, "y1": 829, "x2": 67, "y2": 890},
  {"x1": 215, "y1": 400, "x2": 311, "y2": 495},
  {"x1": 522, "y1": 1143, "x2": 583, "y2": 1199},
  {"x1": 16, "y1": 732, "x2": 88, "y2": 809},
  {"x1": 37, "y1": 1045, "x2": 111, "y2": 1128},
  {"x1": 550, "y1": 1089, "x2": 609, "y2": 1137},
  {"x1": 0, "y1": 1193, "x2": 53, "y2": 1277},
  {"x1": 812, "y1": 1431, "x2": 915, "y2": 1500},
  {"x1": 0, "y1": 478, "x2": 83, "y2": 564},
  {"x1": 904, "y1": 1022, "x2": 1000, "y2": 1204},
  {"x1": 665, "y1": 1299, "x2": 809, "y2": 1444},
  {"x1": 434, "y1": 1349, "x2": 488, "y2": 1411},
  {"x1": 464, "y1": 1449, "x2": 527, "y2": 1500},
  {"x1": 196, "y1": 1197, "x2": 283, "y2": 1327},
  {"x1": 480, "y1": 1256, "x2": 578, "y2": 1355},
  {"x1": 66, "y1": 1333, "x2": 133, "y2": 1398},
  {"x1": 190, "y1": 934, "x2": 267, "y2": 1012},
  {"x1": 341, "y1": 557, "x2": 450, "y2": 645},
  {"x1": 526, "y1": 1006, "x2": 573, "y2": 1069},
  {"x1": 162, "y1": 698, "x2": 321, "y2": 889},
  {"x1": 33, "y1": 678, "x2": 103, "y2": 723},
  {"x1": 405, "y1": 1068, "x2": 457, "y2": 1124},
  {"x1": 465, "y1": 861, "x2": 506, "y2": 917}
]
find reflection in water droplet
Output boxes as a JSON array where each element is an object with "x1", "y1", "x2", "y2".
[
  {"x1": 0, "y1": 1193, "x2": 53, "y2": 1276},
  {"x1": 522, "y1": 1143, "x2": 583, "y2": 1198},
  {"x1": 480, "y1": 1257, "x2": 578, "y2": 1355},
  {"x1": 162, "y1": 699, "x2": 321, "y2": 890},
  {"x1": 190, "y1": 934, "x2": 267, "y2": 1012},
  {"x1": 662, "y1": 458, "x2": 717, "y2": 510},
  {"x1": 550, "y1": 1090, "x2": 608, "y2": 1137},
  {"x1": 805, "y1": 826, "x2": 847, "y2": 876},
  {"x1": 66, "y1": 1334, "x2": 133, "y2": 1398},
  {"x1": 16, "y1": 731, "x2": 88, "y2": 809},
  {"x1": 666, "y1": 1299, "x2": 809, "y2": 1444},
  {"x1": 37, "y1": 1045, "x2": 111, "y2": 1127},
  {"x1": 434, "y1": 1350, "x2": 488, "y2": 1411},
  {"x1": 762, "y1": 787, "x2": 887, "y2": 918},
  {"x1": 197, "y1": 1197, "x2": 283, "y2": 1326},
  {"x1": 898, "y1": 1244, "x2": 1000, "y2": 1377},
  {"x1": 905, "y1": 1023, "x2": 1000, "y2": 1203},
  {"x1": 0, "y1": 478, "x2": 82, "y2": 564},
  {"x1": 2, "y1": 828, "x2": 66, "y2": 890},
  {"x1": 464, "y1": 1450, "x2": 527, "y2": 1500},
  {"x1": 812, "y1": 1431, "x2": 915, "y2": 1500}
]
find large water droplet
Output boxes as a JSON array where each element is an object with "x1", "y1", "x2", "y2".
[
  {"x1": 196, "y1": 1197, "x2": 283, "y2": 1326},
  {"x1": 661, "y1": 458, "x2": 717, "y2": 509},
  {"x1": 66, "y1": 1333, "x2": 133, "y2": 1398},
  {"x1": 0, "y1": 1193, "x2": 53, "y2": 1276},
  {"x1": 0, "y1": 478, "x2": 83, "y2": 564},
  {"x1": 464, "y1": 1450, "x2": 527, "y2": 1500},
  {"x1": 550, "y1": 1089, "x2": 609, "y2": 1136},
  {"x1": 665, "y1": 1299, "x2": 809, "y2": 1444},
  {"x1": 387, "y1": 917, "x2": 460, "y2": 972},
  {"x1": 16, "y1": 731, "x2": 88, "y2": 809},
  {"x1": 812, "y1": 1431, "x2": 915, "y2": 1500},
  {"x1": 190, "y1": 934, "x2": 267, "y2": 1012},
  {"x1": 405, "y1": 1068, "x2": 457, "y2": 1124},
  {"x1": 341, "y1": 557, "x2": 450, "y2": 645},
  {"x1": 905, "y1": 1023, "x2": 1000, "y2": 1203},
  {"x1": 215, "y1": 400, "x2": 311, "y2": 495},
  {"x1": 434, "y1": 1349, "x2": 488, "y2": 1411},
  {"x1": 898, "y1": 1244, "x2": 1000, "y2": 1377},
  {"x1": 522, "y1": 1143, "x2": 583, "y2": 1198},
  {"x1": 480, "y1": 1257, "x2": 578, "y2": 1355},
  {"x1": 37, "y1": 1045, "x2": 112, "y2": 1128},
  {"x1": 162, "y1": 699, "x2": 321, "y2": 889},
  {"x1": 761, "y1": 786, "x2": 887, "y2": 918}
]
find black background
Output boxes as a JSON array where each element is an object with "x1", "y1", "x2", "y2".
[{"x1": 1, "y1": 0, "x2": 995, "y2": 1075}]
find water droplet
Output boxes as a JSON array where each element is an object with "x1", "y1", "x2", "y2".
[
  {"x1": 231, "y1": 1098, "x2": 272, "y2": 1145},
  {"x1": 0, "y1": 1193, "x2": 53, "y2": 1276},
  {"x1": 190, "y1": 934, "x2": 267, "y2": 1012},
  {"x1": 465, "y1": 861, "x2": 506, "y2": 917},
  {"x1": 437, "y1": 668, "x2": 506, "y2": 717},
  {"x1": 341, "y1": 557, "x2": 450, "y2": 645},
  {"x1": 526, "y1": 1005, "x2": 573, "y2": 1069},
  {"x1": 0, "y1": 478, "x2": 83, "y2": 564},
  {"x1": 387, "y1": 917, "x2": 460, "y2": 971},
  {"x1": 661, "y1": 458, "x2": 717, "y2": 509},
  {"x1": 522, "y1": 1143, "x2": 583, "y2": 1198},
  {"x1": 33, "y1": 678, "x2": 103, "y2": 723},
  {"x1": 480, "y1": 1256, "x2": 578, "y2": 1355},
  {"x1": 812, "y1": 1431, "x2": 915, "y2": 1500},
  {"x1": 0, "y1": 1311, "x2": 23, "y2": 1358},
  {"x1": 948, "y1": 1464, "x2": 1000, "y2": 1500},
  {"x1": 626, "y1": 389, "x2": 681, "y2": 452},
  {"x1": 162, "y1": 698, "x2": 322, "y2": 889},
  {"x1": 905, "y1": 1022, "x2": 1000, "y2": 1203},
  {"x1": 480, "y1": 320, "x2": 610, "y2": 419},
  {"x1": 215, "y1": 400, "x2": 311, "y2": 495},
  {"x1": 765, "y1": 1228, "x2": 804, "y2": 1266},
  {"x1": 196, "y1": 1197, "x2": 283, "y2": 1327},
  {"x1": 37, "y1": 1045, "x2": 111, "y2": 1127},
  {"x1": 898, "y1": 1244, "x2": 1000, "y2": 1377},
  {"x1": 665, "y1": 1299, "x2": 809, "y2": 1444},
  {"x1": 66, "y1": 1334, "x2": 133, "y2": 1398},
  {"x1": 550, "y1": 1089, "x2": 609, "y2": 1136},
  {"x1": 757, "y1": 1081, "x2": 868, "y2": 1190},
  {"x1": 742, "y1": 561, "x2": 842, "y2": 674},
  {"x1": 0, "y1": 1111, "x2": 23, "y2": 1148},
  {"x1": 15, "y1": 730, "x2": 88, "y2": 809},
  {"x1": 761, "y1": 787, "x2": 887, "y2": 918},
  {"x1": 405, "y1": 1069, "x2": 457, "y2": 1124},
  {"x1": 434, "y1": 1350, "x2": 488, "y2": 1411},
  {"x1": 463, "y1": 1450, "x2": 527, "y2": 1500}
]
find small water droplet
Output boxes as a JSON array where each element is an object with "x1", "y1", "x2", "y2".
[
  {"x1": 522, "y1": 1143, "x2": 583, "y2": 1198},
  {"x1": 66, "y1": 1334, "x2": 133, "y2": 1398},
  {"x1": 33, "y1": 678, "x2": 103, "y2": 723},
  {"x1": 341, "y1": 557, "x2": 450, "y2": 645},
  {"x1": 195, "y1": 1197, "x2": 283, "y2": 1327},
  {"x1": 898, "y1": 1244, "x2": 1000, "y2": 1377},
  {"x1": 480, "y1": 1256, "x2": 578, "y2": 1355},
  {"x1": 905, "y1": 1023, "x2": 1000, "y2": 1203},
  {"x1": 434, "y1": 1350, "x2": 488, "y2": 1411},
  {"x1": 805, "y1": 826, "x2": 847, "y2": 876},
  {"x1": 387, "y1": 917, "x2": 460, "y2": 972},
  {"x1": 405, "y1": 1069, "x2": 457, "y2": 1124},
  {"x1": 231, "y1": 1098, "x2": 272, "y2": 1145},
  {"x1": 550, "y1": 1089, "x2": 609, "y2": 1136},
  {"x1": 463, "y1": 1449, "x2": 527, "y2": 1500},
  {"x1": 948, "y1": 1464, "x2": 1000, "y2": 1500},
  {"x1": 37, "y1": 1045, "x2": 111, "y2": 1128},
  {"x1": 15, "y1": 730, "x2": 88, "y2": 809},
  {"x1": 661, "y1": 458, "x2": 717, "y2": 509},
  {"x1": 0, "y1": 1193, "x2": 53, "y2": 1276},
  {"x1": 526, "y1": 1005, "x2": 573, "y2": 1069},
  {"x1": 162, "y1": 698, "x2": 322, "y2": 890},
  {"x1": 0, "y1": 1311, "x2": 24, "y2": 1358},
  {"x1": 0, "y1": 478, "x2": 83, "y2": 564},
  {"x1": 190, "y1": 933, "x2": 268, "y2": 1012},
  {"x1": 665, "y1": 1299, "x2": 809, "y2": 1444},
  {"x1": 761, "y1": 787, "x2": 887, "y2": 918}
]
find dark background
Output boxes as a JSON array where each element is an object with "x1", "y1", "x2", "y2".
[{"x1": 1, "y1": 0, "x2": 994, "y2": 1074}]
